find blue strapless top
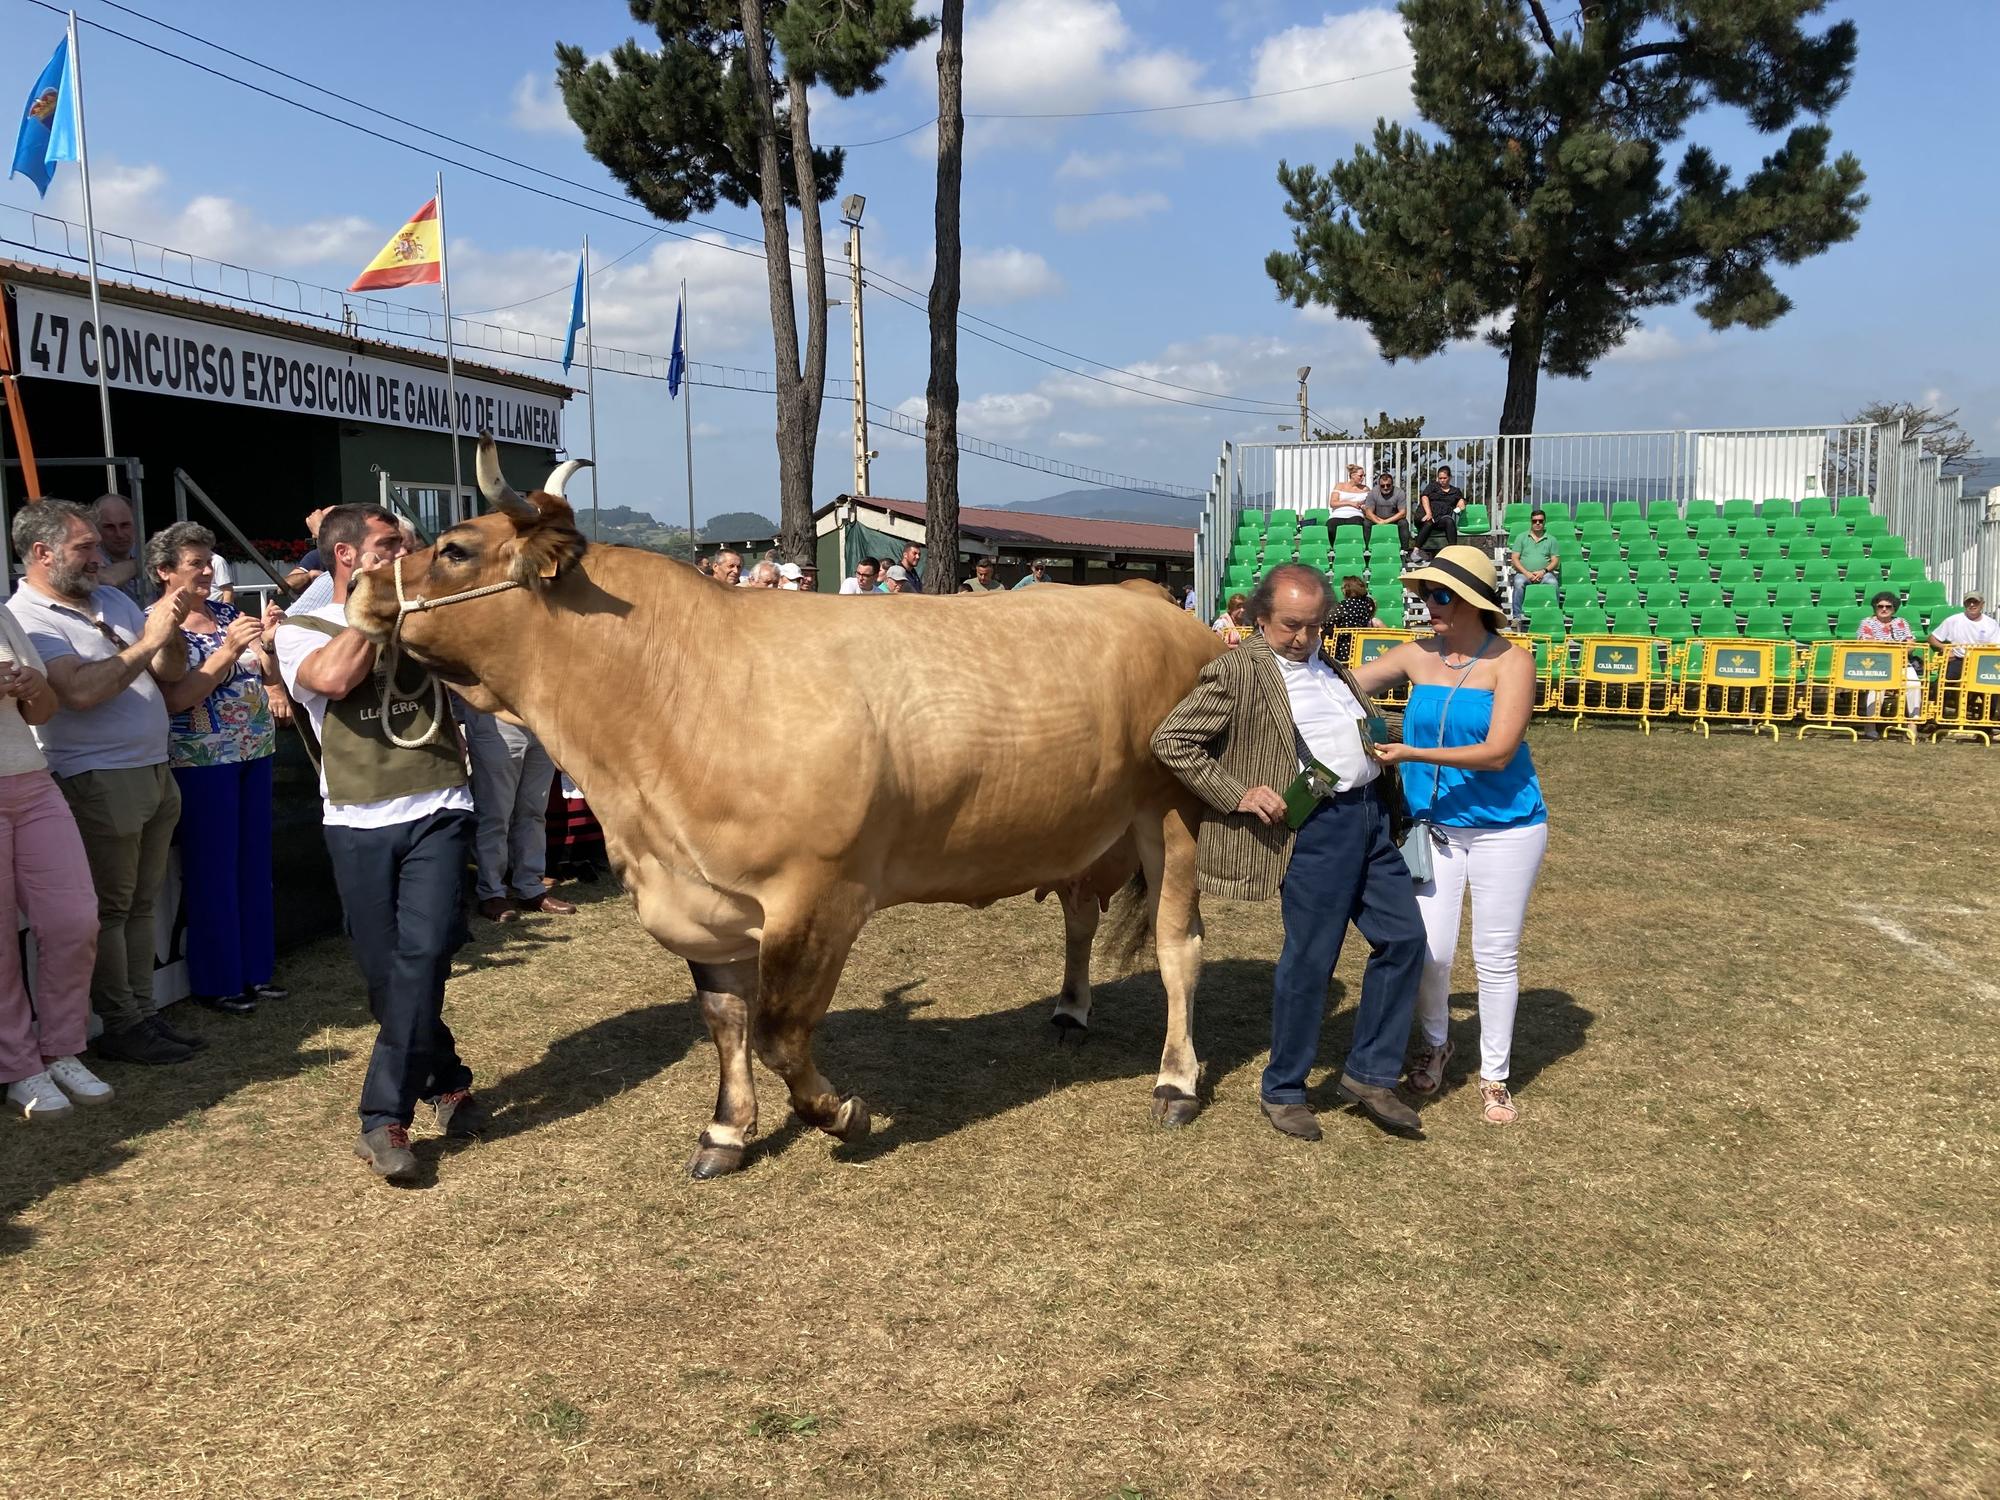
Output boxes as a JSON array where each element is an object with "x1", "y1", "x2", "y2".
[{"x1": 1401, "y1": 684, "x2": 1547, "y2": 829}]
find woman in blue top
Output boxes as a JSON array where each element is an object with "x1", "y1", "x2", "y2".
[{"x1": 1355, "y1": 545, "x2": 1548, "y2": 1126}]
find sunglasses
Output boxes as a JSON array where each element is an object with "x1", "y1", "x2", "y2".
[
  {"x1": 1426, "y1": 588, "x2": 1457, "y2": 608},
  {"x1": 1875, "y1": 603, "x2": 1895, "y2": 610}
]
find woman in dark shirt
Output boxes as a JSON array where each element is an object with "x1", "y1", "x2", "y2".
[{"x1": 1327, "y1": 575, "x2": 1383, "y2": 661}]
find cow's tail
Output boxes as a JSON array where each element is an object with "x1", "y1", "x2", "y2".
[{"x1": 1099, "y1": 869, "x2": 1153, "y2": 973}]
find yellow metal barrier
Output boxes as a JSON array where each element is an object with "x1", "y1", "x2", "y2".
[
  {"x1": 1930, "y1": 645, "x2": 2000, "y2": 744},
  {"x1": 1333, "y1": 629, "x2": 1420, "y2": 705},
  {"x1": 1563, "y1": 635, "x2": 1668, "y2": 733},
  {"x1": 1676, "y1": 637, "x2": 1795, "y2": 740},
  {"x1": 1502, "y1": 632, "x2": 1562, "y2": 712},
  {"x1": 1799, "y1": 641, "x2": 1920, "y2": 743}
]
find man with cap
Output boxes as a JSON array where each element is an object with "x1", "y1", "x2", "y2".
[
  {"x1": 1929, "y1": 592, "x2": 1999, "y2": 718},
  {"x1": 777, "y1": 562, "x2": 805, "y2": 590},
  {"x1": 1152, "y1": 562, "x2": 1424, "y2": 1141},
  {"x1": 1011, "y1": 559, "x2": 1053, "y2": 589}
]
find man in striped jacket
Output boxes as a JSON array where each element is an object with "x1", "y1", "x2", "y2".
[{"x1": 1152, "y1": 564, "x2": 1425, "y2": 1141}]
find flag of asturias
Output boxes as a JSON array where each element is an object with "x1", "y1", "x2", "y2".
[
  {"x1": 10, "y1": 36, "x2": 79, "y2": 199},
  {"x1": 349, "y1": 198, "x2": 443, "y2": 292}
]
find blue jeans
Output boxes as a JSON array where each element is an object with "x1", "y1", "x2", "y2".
[
  {"x1": 172, "y1": 756, "x2": 275, "y2": 997},
  {"x1": 324, "y1": 808, "x2": 474, "y2": 1130},
  {"x1": 1263, "y1": 789, "x2": 1425, "y2": 1102}
]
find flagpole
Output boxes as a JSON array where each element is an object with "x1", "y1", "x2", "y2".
[
  {"x1": 681, "y1": 278, "x2": 695, "y2": 562},
  {"x1": 583, "y1": 234, "x2": 599, "y2": 542},
  {"x1": 65, "y1": 12, "x2": 117, "y2": 494},
  {"x1": 435, "y1": 170, "x2": 463, "y2": 512}
]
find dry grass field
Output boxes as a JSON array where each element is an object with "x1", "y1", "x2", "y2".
[{"x1": 1, "y1": 727, "x2": 1994, "y2": 1498}]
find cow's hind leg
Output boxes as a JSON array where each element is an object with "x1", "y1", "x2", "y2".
[
  {"x1": 752, "y1": 892, "x2": 872, "y2": 1147},
  {"x1": 1050, "y1": 887, "x2": 1100, "y2": 1040},
  {"x1": 686, "y1": 957, "x2": 759, "y2": 1180},
  {"x1": 1137, "y1": 797, "x2": 1204, "y2": 1128}
]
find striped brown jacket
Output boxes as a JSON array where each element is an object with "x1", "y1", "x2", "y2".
[{"x1": 1151, "y1": 633, "x2": 1399, "y2": 901}]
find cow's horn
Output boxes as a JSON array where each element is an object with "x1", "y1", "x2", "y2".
[
  {"x1": 474, "y1": 433, "x2": 532, "y2": 516},
  {"x1": 542, "y1": 458, "x2": 593, "y2": 499}
]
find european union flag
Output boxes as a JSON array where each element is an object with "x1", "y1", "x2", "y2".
[
  {"x1": 560, "y1": 251, "x2": 586, "y2": 374},
  {"x1": 10, "y1": 36, "x2": 78, "y2": 199},
  {"x1": 667, "y1": 293, "x2": 686, "y2": 399}
]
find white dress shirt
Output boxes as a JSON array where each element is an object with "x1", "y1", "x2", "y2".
[{"x1": 1272, "y1": 650, "x2": 1378, "y2": 791}]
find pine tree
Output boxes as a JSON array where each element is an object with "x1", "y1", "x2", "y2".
[
  {"x1": 1266, "y1": 0, "x2": 1867, "y2": 439},
  {"x1": 922, "y1": 0, "x2": 965, "y2": 597},
  {"x1": 556, "y1": 1, "x2": 932, "y2": 564}
]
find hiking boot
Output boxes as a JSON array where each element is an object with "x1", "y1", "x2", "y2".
[
  {"x1": 192, "y1": 992, "x2": 256, "y2": 1016},
  {"x1": 94, "y1": 1023, "x2": 193, "y2": 1066},
  {"x1": 354, "y1": 1124, "x2": 420, "y2": 1181},
  {"x1": 1333, "y1": 1073, "x2": 1423, "y2": 1134},
  {"x1": 429, "y1": 1088, "x2": 490, "y2": 1139},
  {"x1": 1259, "y1": 1097, "x2": 1323, "y2": 1142},
  {"x1": 7, "y1": 1071, "x2": 73, "y2": 1120},
  {"x1": 46, "y1": 1056, "x2": 114, "y2": 1106},
  {"x1": 147, "y1": 1014, "x2": 208, "y2": 1052}
]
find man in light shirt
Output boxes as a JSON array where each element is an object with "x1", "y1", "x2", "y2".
[
  {"x1": 1929, "y1": 592, "x2": 2000, "y2": 719},
  {"x1": 840, "y1": 559, "x2": 884, "y2": 594},
  {"x1": 1152, "y1": 563, "x2": 1424, "y2": 1141},
  {"x1": 275, "y1": 504, "x2": 483, "y2": 1183}
]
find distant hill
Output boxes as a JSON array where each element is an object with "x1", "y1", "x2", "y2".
[{"x1": 995, "y1": 487, "x2": 1201, "y2": 528}]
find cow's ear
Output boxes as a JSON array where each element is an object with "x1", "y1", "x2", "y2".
[{"x1": 509, "y1": 519, "x2": 587, "y2": 588}]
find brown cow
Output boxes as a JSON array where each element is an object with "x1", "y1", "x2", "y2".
[{"x1": 347, "y1": 439, "x2": 1220, "y2": 1178}]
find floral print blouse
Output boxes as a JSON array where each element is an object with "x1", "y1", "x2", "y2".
[{"x1": 169, "y1": 601, "x2": 276, "y2": 768}]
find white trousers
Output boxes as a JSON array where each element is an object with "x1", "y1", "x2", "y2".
[
  {"x1": 1414, "y1": 822, "x2": 1549, "y2": 1082},
  {"x1": 1862, "y1": 667, "x2": 1922, "y2": 719}
]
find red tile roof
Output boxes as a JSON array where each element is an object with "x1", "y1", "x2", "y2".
[{"x1": 856, "y1": 497, "x2": 1192, "y2": 557}]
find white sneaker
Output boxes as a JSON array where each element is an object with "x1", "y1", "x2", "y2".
[
  {"x1": 46, "y1": 1055, "x2": 114, "y2": 1105},
  {"x1": 6, "y1": 1071, "x2": 73, "y2": 1120}
]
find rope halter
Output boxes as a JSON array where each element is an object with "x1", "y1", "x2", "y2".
[{"x1": 376, "y1": 557, "x2": 523, "y2": 750}]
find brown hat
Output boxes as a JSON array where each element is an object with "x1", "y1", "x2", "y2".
[{"x1": 1401, "y1": 545, "x2": 1508, "y2": 619}]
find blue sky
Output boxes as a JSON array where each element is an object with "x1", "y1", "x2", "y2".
[{"x1": 1, "y1": 0, "x2": 1992, "y2": 526}]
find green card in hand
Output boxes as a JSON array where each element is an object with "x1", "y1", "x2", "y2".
[{"x1": 1282, "y1": 758, "x2": 1342, "y2": 829}]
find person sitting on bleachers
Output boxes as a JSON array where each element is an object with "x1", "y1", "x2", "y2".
[
  {"x1": 1412, "y1": 467, "x2": 1465, "y2": 557},
  {"x1": 1856, "y1": 592, "x2": 1921, "y2": 735},
  {"x1": 1506, "y1": 511, "x2": 1560, "y2": 625},
  {"x1": 1328, "y1": 464, "x2": 1370, "y2": 545}
]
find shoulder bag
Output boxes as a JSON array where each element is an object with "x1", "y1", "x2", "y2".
[{"x1": 1397, "y1": 634, "x2": 1493, "y2": 883}]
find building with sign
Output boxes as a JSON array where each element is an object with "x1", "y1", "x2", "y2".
[{"x1": 0, "y1": 258, "x2": 570, "y2": 556}]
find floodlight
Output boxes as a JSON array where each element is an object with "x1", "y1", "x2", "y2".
[{"x1": 842, "y1": 194, "x2": 866, "y2": 225}]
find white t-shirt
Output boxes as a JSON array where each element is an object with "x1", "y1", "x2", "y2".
[
  {"x1": 1329, "y1": 485, "x2": 1368, "y2": 521},
  {"x1": 209, "y1": 557, "x2": 234, "y2": 598},
  {"x1": 1273, "y1": 650, "x2": 1379, "y2": 792},
  {"x1": 1930, "y1": 611, "x2": 2000, "y2": 656},
  {"x1": 0, "y1": 610, "x2": 48, "y2": 778},
  {"x1": 274, "y1": 603, "x2": 473, "y2": 830}
]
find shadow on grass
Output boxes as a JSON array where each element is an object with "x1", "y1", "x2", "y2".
[{"x1": 1421, "y1": 987, "x2": 1595, "y2": 1105}]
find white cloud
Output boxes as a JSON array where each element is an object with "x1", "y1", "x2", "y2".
[
  {"x1": 1052, "y1": 190, "x2": 1169, "y2": 232},
  {"x1": 1054, "y1": 148, "x2": 1181, "y2": 181},
  {"x1": 1177, "y1": 8, "x2": 1413, "y2": 141},
  {"x1": 963, "y1": 246, "x2": 1064, "y2": 302},
  {"x1": 1604, "y1": 324, "x2": 1719, "y2": 364},
  {"x1": 510, "y1": 71, "x2": 573, "y2": 134},
  {"x1": 49, "y1": 162, "x2": 382, "y2": 271},
  {"x1": 1054, "y1": 430, "x2": 1105, "y2": 449}
]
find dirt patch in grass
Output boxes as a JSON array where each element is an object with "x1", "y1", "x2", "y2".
[{"x1": 1, "y1": 727, "x2": 1995, "y2": 1497}]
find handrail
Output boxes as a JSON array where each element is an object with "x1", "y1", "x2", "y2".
[{"x1": 172, "y1": 468, "x2": 297, "y2": 601}]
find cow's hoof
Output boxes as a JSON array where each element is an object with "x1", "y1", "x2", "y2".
[
  {"x1": 1049, "y1": 1011, "x2": 1088, "y2": 1046},
  {"x1": 686, "y1": 1137, "x2": 745, "y2": 1179},
  {"x1": 1151, "y1": 1086, "x2": 1201, "y2": 1129},
  {"x1": 829, "y1": 1094, "x2": 871, "y2": 1144}
]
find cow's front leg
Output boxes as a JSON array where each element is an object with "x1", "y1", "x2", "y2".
[
  {"x1": 752, "y1": 888, "x2": 871, "y2": 1146},
  {"x1": 686, "y1": 957, "x2": 759, "y2": 1179},
  {"x1": 1140, "y1": 798, "x2": 1205, "y2": 1128}
]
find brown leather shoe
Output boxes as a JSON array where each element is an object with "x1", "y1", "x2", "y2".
[
  {"x1": 1259, "y1": 1097, "x2": 1323, "y2": 1142},
  {"x1": 515, "y1": 893, "x2": 576, "y2": 915},
  {"x1": 477, "y1": 896, "x2": 518, "y2": 923},
  {"x1": 1333, "y1": 1073, "x2": 1423, "y2": 1134}
]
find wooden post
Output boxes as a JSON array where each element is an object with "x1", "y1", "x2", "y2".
[{"x1": 0, "y1": 286, "x2": 43, "y2": 497}]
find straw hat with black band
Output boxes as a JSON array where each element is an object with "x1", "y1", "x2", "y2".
[{"x1": 1400, "y1": 545, "x2": 1509, "y2": 620}]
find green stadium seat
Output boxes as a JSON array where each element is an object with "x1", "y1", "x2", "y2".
[
  {"x1": 1696, "y1": 608, "x2": 1740, "y2": 637},
  {"x1": 1634, "y1": 563, "x2": 1675, "y2": 596},
  {"x1": 1684, "y1": 580, "x2": 1725, "y2": 612},
  {"x1": 1594, "y1": 560, "x2": 1632, "y2": 588},
  {"x1": 1797, "y1": 497, "x2": 1832, "y2": 522},
  {"x1": 1883, "y1": 557, "x2": 1925, "y2": 589},
  {"x1": 1833, "y1": 606, "x2": 1868, "y2": 637},
  {"x1": 1461, "y1": 504, "x2": 1493, "y2": 534},
  {"x1": 1807, "y1": 515, "x2": 1848, "y2": 543},
  {"x1": 1239, "y1": 508, "x2": 1266, "y2": 527},
  {"x1": 1867, "y1": 535, "x2": 1909, "y2": 562},
  {"x1": 1662, "y1": 540, "x2": 1705, "y2": 573},
  {"x1": 1693, "y1": 515, "x2": 1730, "y2": 542},
  {"x1": 1817, "y1": 588, "x2": 1863, "y2": 619},
  {"x1": 1827, "y1": 536, "x2": 1866, "y2": 564},
  {"x1": 1904, "y1": 579, "x2": 1948, "y2": 615},
  {"x1": 1722, "y1": 498, "x2": 1757, "y2": 523},
  {"x1": 1300, "y1": 507, "x2": 1331, "y2": 524},
  {"x1": 1267, "y1": 510, "x2": 1299, "y2": 532},
  {"x1": 1652, "y1": 520, "x2": 1692, "y2": 547},
  {"x1": 1743, "y1": 537, "x2": 1783, "y2": 566},
  {"x1": 1601, "y1": 583, "x2": 1641, "y2": 612},
  {"x1": 1845, "y1": 562, "x2": 1890, "y2": 592},
  {"x1": 1801, "y1": 557, "x2": 1841, "y2": 587},
  {"x1": 1773, "y1": 581, "x2": 1815, "y2": 615},
  {"x1": 1717, "y1": 560, "x2": 1757, "y2": 593},
  {"x1": 1743, "y1": 606, "x2": 1786, "y2": 638},
  {"x1": 1568, "y1": 605, "x2": 1609, "y2": 636},
  {"x1": 1850, "y1": 513, "x2": 1888, "y2": 540},
  {"x1": 1525, "y1": 606, "x2": 1565, "y2": 638},
  {"x1": 1793, "y1": 615, "x2": 1833, "y2": 643},
  {"x1": 1543, "y1": 518, "x2": 1579, "y2": 544},
  {"x1": 1576, "y1": 517, "x2": 1615, "y2": 543},
  {"x1": 1644, "y1": 500, "x2": 1681, "y2": 526},
  {"x1": 1729, "y1": 585, "x2": 1772, "y2": 613},
  {"x1": 1769, "y1": 516, "x2": 1806, "y2": 546},
  {"x1": 1521, "y1": 583, "x2": 1559, "y2": 615},
  {"x1": 1608, "y1": 607, "x2": 1654, "y2": 636},
  {"x1": 1503, "y1": 502, "x2": 1533, "y2": 531},
  {"x1": 1623, "y1": 538, "x2": 1665, "y2": 567},
  {"x1": 1681, "y1": 499, "x2": 1719, "y2": 521},
  {"x1": 1706, "y1": 542, "x2": 1746, "y2": 567},
  {"x1": 1761, "y1": 497, "x2": 1799, "y2": 517},
  {"x1": 1836, "y1": 494, "x2": 1871, "y2": 520},
  {"x1": 1609, "y1": 500, "x2": 1645, "y2": 526},
  {"x1": 1365, "y1": 528, "x2": 1402, "y2": 557},
  {"x1": 1653, "y1": 606, "x2": 1696, "y2": 643}
]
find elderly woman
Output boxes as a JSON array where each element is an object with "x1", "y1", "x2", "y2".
[
  {"x1": 1210, "y1": 592, "x2": 1252, "y2": 647},
  {"x1": 148, "y1": 522, "x2": 288, "y2": 1015},
  {"x1": 0, "y1": 603, "x2": 110, "y2": 1118}
]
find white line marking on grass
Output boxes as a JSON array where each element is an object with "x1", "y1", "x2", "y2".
[{"x1": 1848, "y1": 905, "x2": 2000, "y2": 1002}]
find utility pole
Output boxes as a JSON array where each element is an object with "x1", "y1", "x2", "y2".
[
  {"x1": 843, "y1": 196, "x2": 870, "y2": 498},
  {"x1": 1297, "y1": 365, "x2": 1312, "y2": 442}
]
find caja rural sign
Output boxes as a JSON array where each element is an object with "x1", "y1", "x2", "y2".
[{"x1": 10, "y1": 286, "x2": 564, "y2": 445}]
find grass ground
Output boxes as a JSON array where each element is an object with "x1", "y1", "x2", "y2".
[{"x1": 1, "y1": 727, "x2": 1994, "y2": 1498}]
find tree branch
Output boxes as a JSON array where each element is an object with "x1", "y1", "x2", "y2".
[
  {"x1": 1525, "y1": 0, "x2": 1559, "y2": 51},
  {"x1": 1611, "y1": 40, "x2": 1691, "y2": 68}
]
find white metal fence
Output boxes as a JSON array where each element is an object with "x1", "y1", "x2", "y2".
[{"x1": 1194, "y1": 422, "x2": 1993, "y2": 617}]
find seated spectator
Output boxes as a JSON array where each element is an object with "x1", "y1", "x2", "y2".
[
  {"x1": 1328, "y1": 463, "x2": 1370, "y2": 543},
  {"x1": 1855, "y1": 592, "x2": 1922, "y2": 734},
  {"x1": 1328, "y1": 575, "x2": 1383, "y2": 662},
  {"x1": 150, "y1": 522, "x2": 287, "y2": 1015},
  {"x1": 1928, "y1": 592, "x2": 1999, "y2": 718},
  {"x1": 841, "y1": 559, "x2": 883, "y2": 594},
  {"x1": 1365, "y1": 471, "x2": 1409, "y2": 554},
  {"x1": 8, "y1": 500, "x2": 199, "y2": 1066},
  {"x1": 959, "y1": 559, "x2": 1004, "y2": 593},
  {"x1": 1211, "y1": 592, "x2": 1252, "y2": 647},
  {"x1": 710, "y1": 551, "x2": 743, "y2": 587},
  {"x1": 0, "y1": 602, "x2": 112, "y2": 1119},
  {"x1": 1011, "y1": 559, "x2": 1053, "y2": 588},
  {"x1": 1506, "y1": 510, "x2": 1560, "y2": 623},
  {"x1": 92, "y1": 495, "x2": 150, "y2": 606},
  {"x1": 1412, "y1": 466, "x2": 1465, "y2": 556}
]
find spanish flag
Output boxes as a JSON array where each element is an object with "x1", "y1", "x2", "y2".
[{"x1": 348, "y1": 197, "x2": 442, "y2": 292}]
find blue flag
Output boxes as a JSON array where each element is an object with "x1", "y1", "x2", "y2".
[
  {"x1": 667, "y1": 293, "x2": 686, "y2": 399},
  {"x1": 559, "y1": 251, "x2": 586, "y2": 374},
  {"x1": 10, "y1": 36, "x2": 78, "y2": 199}
]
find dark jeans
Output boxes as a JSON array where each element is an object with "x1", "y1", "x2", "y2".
[
  {"x1": 173, "y1": 756, "x2": 275, "y2": 997},
  {"x1": 1412, "y1": 515, "x2": 1459, "y2": 555},
  {"x1": 1264, "y1": 788, "x2": 1425, "y2": 1102},
  {"x1": 324, "y1": 807, "x2": 474, "y2": 1131}
]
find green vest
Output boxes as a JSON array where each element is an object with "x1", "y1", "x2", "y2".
[{"x1": 288, "y1": 617, "x2": 467, "y2": 807}]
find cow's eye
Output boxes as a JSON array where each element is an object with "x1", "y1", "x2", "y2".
[{"x1": 440, "y1": 542, "x2": 470, "y2": 563}]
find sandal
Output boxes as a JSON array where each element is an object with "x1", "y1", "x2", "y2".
[
  {"x1": 1478, "y1": 1079, "x2": 1518, "y2": 1126},
  {"x1": 1407, "y1": 1039, "x2": 1452, "y2": 1096}
]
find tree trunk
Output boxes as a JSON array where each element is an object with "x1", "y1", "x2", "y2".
[
  {"x1": 786, "y1": 65, "x2": 828, "y2": 569},
  {"x1": 922, "y1": 0, "x2": 964, "y2": 597},
  {"x1": 737, "y1": 0, "x2": 814, "y2": 567},
  {"x1": 1496, "y1": 281, "x2": 1545, "y2": 506}
]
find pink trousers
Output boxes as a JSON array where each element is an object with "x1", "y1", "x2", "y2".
[{"x1": 0, "y1": 769, "x2": 100, "y2": 1083}]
